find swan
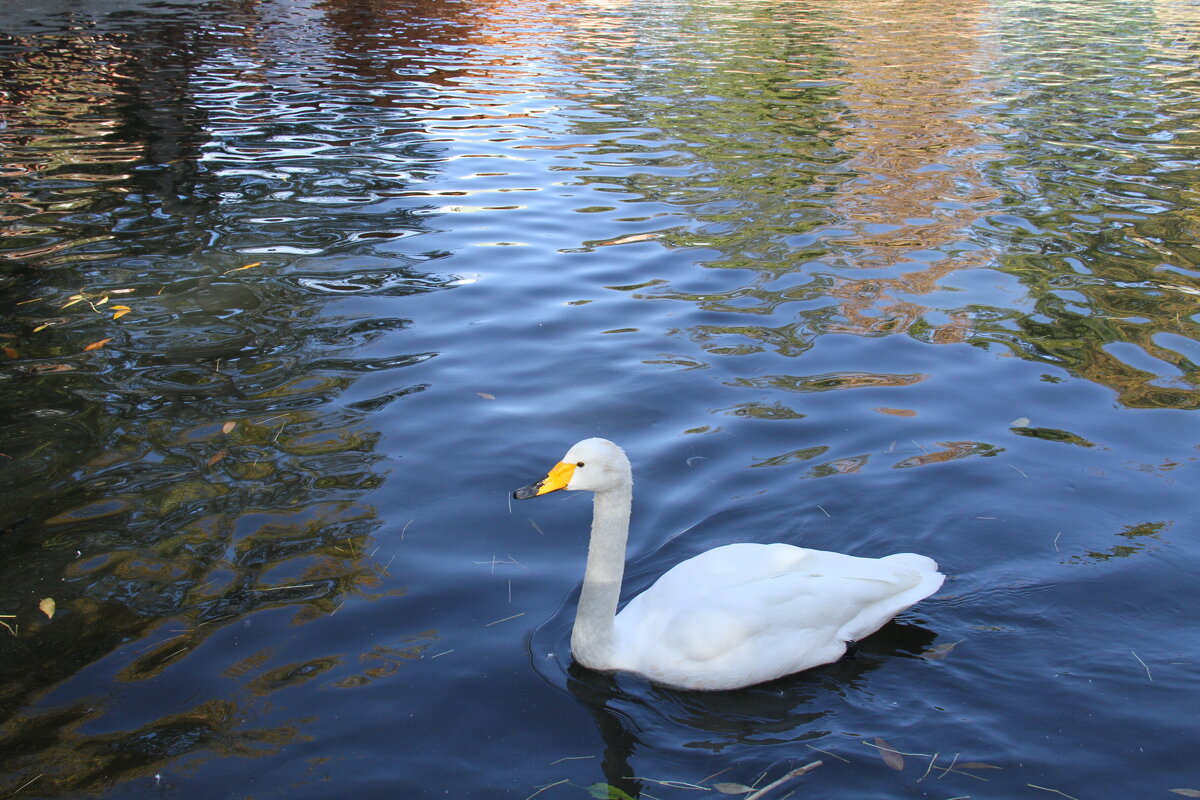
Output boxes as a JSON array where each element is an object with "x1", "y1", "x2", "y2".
[{"x1": 513, "y1": 437, "x2": 944, "y2": 691}]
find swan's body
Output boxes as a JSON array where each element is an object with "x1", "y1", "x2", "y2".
[{"x1": 514, "y1": 438, "x2": 944, "y2": 691}]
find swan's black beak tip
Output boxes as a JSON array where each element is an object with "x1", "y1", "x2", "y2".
[{"x1": 512, "y1": 482, "x2": 542, "y2": 500}]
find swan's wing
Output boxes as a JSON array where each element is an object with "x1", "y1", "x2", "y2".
[{"x1": 613, "y1": 543, "x2": 943, "y2": 690}]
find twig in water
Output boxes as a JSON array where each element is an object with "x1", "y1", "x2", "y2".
[
  {"x1": 937, "y1": 752, "x2": 961, "y2": 780},
  {"x1": 11, "y1": 773, "x2": 42, "y2": 796},
  {"x1": 529, "y1": 518, "x2": 545, "y2": 536},
  {"x1": 629, "y1": 777, "x2": 707, "y2": 790},
  {"x1": 1009, "y1": 463, "x2": 1028, "y2": 478},
  {"x1": 698, "y1": 766, "x2": 732, "y2": 784},
  {"x1": 550, "y1": 755, "x2": 594, "y2": 765},
  {"x1": 1053, "y1": 531, "x2": 1061, "y2": 552},
  {"x1": 816, "y1": 505, "x2": 831, "y2": 518},
  {"x1": 401, "y1": 519, "x2": 413, "y2": 539},
  {"x1": 261, "y1": 583, "x2": 314, "y2": 591},
  {"x1": 862, "y1": 740, "x2": 933, "y2": 759},
  {"x1": 1027, "y1": 784, "x2": 1081, "y2": 800},
  {"x1": 917, "y1": 753, "x2": 940, "y2": 782},
  {"x1": 805, "y1": 744, "x2": 849, "y2": 763},
  {"x1": 1131, "y1": 650, "x2": 1153, "y2": 682},
  {"x1": 744, "y1": 762, "x2": 822, "y2": 800},
  {"x1": 523, "y1": 778, "x2": 569, "y2": 800},
  {"x1": 485, "y1": 613, "x2": 525, "y2": 627},
  {"x1": 429, "y1": 649, "x2": 454, "y2": 659}
]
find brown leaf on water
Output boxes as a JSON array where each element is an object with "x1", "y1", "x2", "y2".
[
  {"x1": 222, "y1": 421, "x2": 236, "y2": 434},
  {"x1": 875, "y1": 407, "x2": 917, "y2": 417},
  {"x1": 957, "y1": 762, "x2": 1002, "y2": 770},
  {"x1": 223, "y1": 261, "x2": 262, "y2": 275},
  {"x1": 26, "y1": 363, "x2": 75, "y2": 374},
  {"x1": 2, "y1": 347, "x2": 18, "y2": 359},
  {"x1": 477, "y1": 392, "x2": 496, "y2": 400},
  {"x1": 1170, "y1": 790, "x2": 1200, "y2": 797},
  {"x1": 875, "y1": 737, "x2": 904, "y2": 771},
  {"x1": 111, "y1": 305, "x2": 132, "y2": 320},
  {"x1": 83, "y1": 338, "x2": 112, "y2": 352},
  {"x1": 208, "y1": 449, "x2": 228, "y2": 466},
  {"x1": 38, "y1": 598, "x2": 55, "y2": 619},
  {"x1": 921, "y1": 640, "x2": 963, "y2": 660}
]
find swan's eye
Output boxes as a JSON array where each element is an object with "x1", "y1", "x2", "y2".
[{"x1": 576, "y1": 461, "x2": 585, "y2": 468}]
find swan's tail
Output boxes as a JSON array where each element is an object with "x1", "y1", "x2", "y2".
[{"x1": 838, "y1": 552, "x2": 944, "y2": 643}]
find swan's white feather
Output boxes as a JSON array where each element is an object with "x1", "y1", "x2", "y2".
[{"x1": 612, "y1": 544, "x2": 943, "y2": 689}]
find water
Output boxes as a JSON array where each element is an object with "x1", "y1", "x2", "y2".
[{"x1": 1, "y1": 0, "x2": 1197, "y2": 797}]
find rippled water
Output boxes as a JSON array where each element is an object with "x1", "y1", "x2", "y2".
[{"x1": 1, "y1": 0, "x2": 1198, "y2": 797}]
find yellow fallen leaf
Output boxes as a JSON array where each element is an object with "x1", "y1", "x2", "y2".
[
  {"x1": 111, "y1": 305, "x2": 132, "y2": 320},
  {"x1": 38, "y1": 598, "x2": 55, "y2": 619},
  {"x1": 16, "y1": 296, "x2": 46, "y2": 306},
  {"x1": 32, "y1": 323, "x2": 49, "y2": 333},
  {"x1": 60, "y1": 297, "x2": 85, "y2": 309},
  {"x1": 96, "y1": 295, "x2": 109, "y2": 307},
  {"x1": 223, "y1": 262, "x2": 262, "y2": 275},
  {"x1": 83, "y1": 338, "x2": 112, "y2": 352},
  {"x1": 222, "y1": 421, "x2": 236, "y2": 434}
]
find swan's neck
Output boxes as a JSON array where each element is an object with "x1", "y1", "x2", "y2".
[{"x1": 572, "y1": 482, "x2": 631, "y2": 670}]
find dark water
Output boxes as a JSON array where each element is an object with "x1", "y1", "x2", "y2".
[{"x1": 1, "y1": 0, "x2": 1198, "y2": 797}]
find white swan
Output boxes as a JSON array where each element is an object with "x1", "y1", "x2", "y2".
[{"x1": 513, "y1": 438, "x2": 944, "y2": 691}]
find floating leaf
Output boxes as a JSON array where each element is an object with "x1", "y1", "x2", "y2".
[
  {"x1": 111, "y1": 305, "x2": 132, "y2": 320},
  {"x1": 586, "y1": 784, "x2": 635, "y2": 800},
  {"x1": 2, "y1": 347, "x2": 18, "y2": 359},
  {"x1": 477, "y1": 392, "x2": 496, "y2": 400},
  {"x1": 957, "y1": 762, "x2": 1003, "y2": 770},
  {"x1": 60, "y1": 295, "x2": 85, "y2": 309},
  {"x1": 96, "y1": 295, "x2": 109, "y2": 307},
  {"x1": 875, "y1": 737, "x2": 904, "y2": 771},
  {"x1": 714, "y1": 783, "x2": 753, "y2": 795},
  {"x1": 208, "y1": 449, "x2": 228, "y2": 466},
  {"x1": 26, "y1": 363, "x2": 74, "y2": 374},
  {"x1": 921, "y1": 640, "x2": 963, "y2": 660},
  {"x1": 223, "y1": 261, "x2": 262, "y2": 275},
  {"x1": 1170, "y1": 790, "x2": 1200, "y2": 798},
  {"x1": 222, "y1": 421, "x2": 236, "y2": 434},
  {"x1": 32, "y1": 323, "x2": 50, "y2": 333},
  {"x1": 83, "y1": 338, "x2": 112, "y2": 352},
  {"x1": 1010, "y1": 417, "x2": 1031, "y2": 428},
  {"x1": 38, "y1": 598, "x2": 55, "y2": 619}
]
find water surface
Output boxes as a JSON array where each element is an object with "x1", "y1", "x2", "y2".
[{"x1": 1, "y1": 0, "x2": 1198, "y2": 798}]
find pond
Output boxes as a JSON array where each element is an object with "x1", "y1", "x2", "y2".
[{"x1": 1, "y1": 0, "x2": 1198, "y2": 797}]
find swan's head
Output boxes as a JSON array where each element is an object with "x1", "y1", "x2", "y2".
[{"x1": 513, "y1": 438, "x2": 631, "y2": 499}]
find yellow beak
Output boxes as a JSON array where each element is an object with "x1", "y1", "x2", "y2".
[{"x1": 513, "y1": 461, "x2": 576, "y2": 500}]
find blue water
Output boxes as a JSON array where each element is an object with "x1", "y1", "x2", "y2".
[{"x1": 1, "y1": 0, "x2": 1197, "y2": 798}]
